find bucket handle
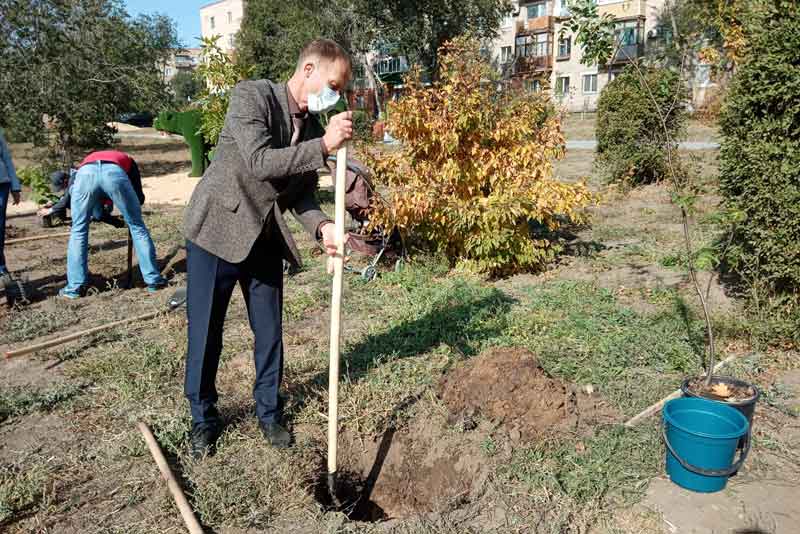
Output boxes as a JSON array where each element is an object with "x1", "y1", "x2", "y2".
[{"x1": 662, "y1": 425, "x2": 751, "y2": 477}]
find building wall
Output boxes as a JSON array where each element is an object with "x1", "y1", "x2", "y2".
[
  {"x1": 490, "y1": 0, "x2": 667, "y2": 113},
  {"x1": 553, "y1": 0, "x2": 666, "y2": 112},
  {"x1": 162, "y1": 48, "x2": 203, "y2": 82},
  {"x1": 200, "y1": 0, "x2": 244, "y2": 52}
]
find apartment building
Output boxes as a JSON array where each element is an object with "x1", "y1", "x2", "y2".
[
  {"x1": 200, "y1": 0, "x2": 245, "y2": 52},
  {"x1": 162, "y1": 48, "x2": 203, "y2": 82},
  {"x1": 492, "y1": 0, "x2": 667, "y2": 112}
]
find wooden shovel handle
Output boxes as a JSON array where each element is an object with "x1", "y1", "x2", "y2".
[
  {"x1": 138, "y1": 422, "x2": 204, "y2": 534},
  {"x1": 327, "y1": 145, "x2": 347, "y2": 477},
  {"x1": 6, "y1": 231, "x2": 72, "y2": 245},
  {"x1": 5, "y1": 309, "x2": 160, "y2": 359}
]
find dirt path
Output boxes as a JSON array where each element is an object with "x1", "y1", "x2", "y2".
[{"x1": 641, "y1": 368, "x2": 800, "y2": 533}]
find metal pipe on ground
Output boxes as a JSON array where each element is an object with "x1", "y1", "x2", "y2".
[{"x1": 7, "y1": 210, "x2": 39, "y2": 220}]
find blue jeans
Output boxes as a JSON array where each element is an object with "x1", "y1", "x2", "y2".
[
  {"x1": 0, "y1": 183, "x2": 9, "y2": 273},
  {"x1": 64, "y1": 162, "x2": 164, "y2": 294}
]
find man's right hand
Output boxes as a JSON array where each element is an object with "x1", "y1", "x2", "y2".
[{"x1": 322, "y1": 111, "x2": 353, "y2": 154}]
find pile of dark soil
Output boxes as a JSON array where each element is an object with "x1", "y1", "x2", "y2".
[{"x1": 439, "y1": 347, "x2": 618, "y2": 440}]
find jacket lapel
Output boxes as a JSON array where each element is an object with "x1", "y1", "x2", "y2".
[{"x1": 271, "y1": 81, "x2": 293, "y2": 147}]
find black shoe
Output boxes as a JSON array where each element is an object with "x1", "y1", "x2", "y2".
[
  {"x1": 259, "y1": 421, "x2": 291, "y2": 449},
  {"x1": 0, "y1": 271, "x2": 12, "y2": 289},
  {"x1": 190, "y1": 422, "x2": 223, "y2": 459}
]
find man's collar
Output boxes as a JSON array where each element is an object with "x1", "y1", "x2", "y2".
[{"x1": 286, "y1": 83, "x2": 306, "y2": 118}]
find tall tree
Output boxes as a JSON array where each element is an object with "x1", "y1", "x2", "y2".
[
  {"x1": 358, "y1": 0, "x2": 511, "y2": 74},
  {"x1": 237, "y1": 0, "x2": 511, "y2": 79},
  {"x1": 0, "y1": 0, "x2": 179, "y2": 166},
  {"x1": 171, "y1": 70, "x2": 202, "y2": 106},
  {"x1": 236, "y1": 0, "x2": 326, "y2": 81}
]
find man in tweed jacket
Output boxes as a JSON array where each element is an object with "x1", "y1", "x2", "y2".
[{"x1": 184, "y1": 39, "x2": 353, "y2": 457}]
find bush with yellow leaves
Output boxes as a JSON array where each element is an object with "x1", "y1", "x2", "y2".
[{"x1": 364, "y1": 36, "x2": 594, "y2": 277}]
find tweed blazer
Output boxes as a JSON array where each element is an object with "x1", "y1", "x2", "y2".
[{"x1": 184, "y1": 79, "x2": 331, "y2": 266}]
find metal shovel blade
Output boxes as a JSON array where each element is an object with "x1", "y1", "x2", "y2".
[{"x1": 168, "y1": 287, "x2": 187, "y2": 310}]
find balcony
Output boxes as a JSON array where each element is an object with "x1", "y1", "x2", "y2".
[
  {"x1": 174, "y1": 57, "x2": 196, "y2": 68},
  {"x1": 611, "y1": 42, "x2": 644, "y2": 63},
  {"x1": 516, "y1": 16, "x2": 554, "y2": 35},
  {"x1": 513, "y1": 49, "x2": 553, "y2": 75}
]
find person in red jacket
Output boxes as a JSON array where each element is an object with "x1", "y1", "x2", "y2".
[{"x1": 60, "y1": 150, "x2": 167, "y2": 298}]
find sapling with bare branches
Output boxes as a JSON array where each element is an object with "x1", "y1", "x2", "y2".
[{"x1": 562, "y1": 0, "x2": 736, "y2": 387}]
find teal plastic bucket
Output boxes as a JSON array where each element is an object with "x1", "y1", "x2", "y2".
[{"x1": 663, "y1": 397, "x2": 750, "y2": 493}]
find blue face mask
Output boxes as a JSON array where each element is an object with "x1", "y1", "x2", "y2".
[{"x1": 308, "y1": 84, "x2": 340, "y2": 114}]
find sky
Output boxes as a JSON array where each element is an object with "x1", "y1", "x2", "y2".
[{"x1": 124, "y1": 0, "x2": 206, "y2": 48}]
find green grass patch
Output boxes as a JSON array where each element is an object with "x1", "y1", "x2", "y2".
[
  {"x1": 500, "y1": 424, "x2": 661, "y2": 506},
  {"x1": 0, "y1": 383, "x2": 84, "y2": 422},
  {"x1": 0, "y1": 306, "x2": 81, "y2": 345},
  {"x1": 287, "y1": 257, "x2": 515, "y2": 434},
  {"x1": 72, "y1": 335, "x2": 183, "y2": 406},
  {"x1": 0, "y1": 461, "x2": 50, "y2": 524},
  {"x1": 499, "y1": 281, "x2": 704, "y2": 415}
]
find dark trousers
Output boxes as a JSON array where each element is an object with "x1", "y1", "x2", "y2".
[
  {"x1": 184, "y1": 236, "x2": 284, "y2": 426},
  {"x1": 0, "y1": 183, "x2": 9, "y2": 272}
]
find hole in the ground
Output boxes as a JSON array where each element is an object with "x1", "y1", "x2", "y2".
[{"x1": 313, "y1": 470, "x2": 387, "y2": 522}]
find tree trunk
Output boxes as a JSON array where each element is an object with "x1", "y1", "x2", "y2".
[{"x1": 362, "y1": 53, "x2": 383, "y2": 118}]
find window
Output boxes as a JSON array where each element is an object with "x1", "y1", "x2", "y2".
[
  {"x1": 582, "y1": 74, "x2": 598, "y2": 93},
  {"x1": 526, "y1": 1, "x2": 547, "y2": 18},
  {"x1": 209, "y1": 16, "x2": 215, "y2": 30},
  {"x1": 228, "y1": 34, "x2": 235, "y2": 48},
  {"x1": 558, "y1": 37, "x2": 571, "y2": 58},
  {"x1": 615, "y1": 20, "x2": 640, "y2": 46},
  {"x1": 619, "y1": 27, "x2": 636, "y2": 45},
  {"x1": 165, "y1": 67, "x2": 173, "y2": 77},
  {"x1": 524, "y1": 79, "x2": 542, "y2": 92},
  {"x1": 227, "y1": 11, "x2": 232, "y2": 24},
  {"x1": 515, "y1": 33, "x2": 549, "y2": 58},
  {"x1": 501, "y1": 46, "x2": 512, "y2": 64},
  {"x1": 556, "y1": 76, "x2": 569, "y2": 95}
]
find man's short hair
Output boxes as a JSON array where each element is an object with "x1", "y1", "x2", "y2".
[{"x1": 296, "y1": 39, "x2": 352, "y2": 75}]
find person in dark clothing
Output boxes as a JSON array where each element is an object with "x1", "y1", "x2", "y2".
[
  {"x1": 60, "y1": 150, "x2": 167, "y2": 298},
  {"x1": 183, "y1": 39, "x2": 353, "y2": 458}
]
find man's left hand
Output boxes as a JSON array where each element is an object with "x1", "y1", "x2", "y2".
[
  {"x1": 37, "y1": 207, "x2": 52, "y2": 217},
  {"x1": 11, "y1": 191, "x2": 21, "y2": 205}
]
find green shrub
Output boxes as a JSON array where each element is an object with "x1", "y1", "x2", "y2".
[
  {"x1": 596, "y1": 66, "x2": 689, "y2": 186},
  {"x1": 719, "y1": 0, "x2": 800, "y2": 344},
  {"x1": 196, "y1": 36, "x2": 254, "y2": 147},
  {"x1": 17, "y1": 166, "x2": 58, "y2": 205}
]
